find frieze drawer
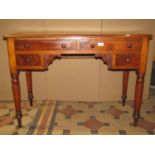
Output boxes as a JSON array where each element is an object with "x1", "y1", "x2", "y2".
[
  {"x1": 14, "y1": 40, "x2": 77, "y2": 51},
  {"x1": 16, "y1": 54, "x2": 41, "y2": 66},
  {"x1": 80, "y1": 40, "x2": 142, "y2": 52}
]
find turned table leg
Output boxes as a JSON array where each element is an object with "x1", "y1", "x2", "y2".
[
  {"x1": 133, "y1": 72, "x2": 144, "y2": 126},
  {"x1": 11, "y1": 72, "x2": 22, "y2": 128},
  {"x1": 122, "y1": 71, "x2": 129, "y2": 106},
  {"x1": 26, "y1": 71, "x2": 33, "y2": 106}
]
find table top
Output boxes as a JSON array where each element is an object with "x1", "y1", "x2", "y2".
[{"x1": 3, "y1": 32, "x2": 152, "y2": 39}]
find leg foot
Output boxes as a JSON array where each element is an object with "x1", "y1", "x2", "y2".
[
  {"x1": 26, "y1": 71, "x2": 33, "y2": 106},
  {"x1": 122, "y1": 71, "x2": 129, "y2": 106},
  {"x1": 133, "y1": 112, "x2": 140, "y2": 127},
  {"x1": 122, "y1": 96, "x2": 127, "y2": 106},
  {"x1": 16, "y1": 111, "x2": 22, "y2": 128},
  {"x1": 28, "y1": 95, "x2": 33, "y2": 107}
]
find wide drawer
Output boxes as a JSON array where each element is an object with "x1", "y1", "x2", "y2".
[
  {"x1": 115, "y1": 53, "x2": 140, "y2": 68},
  {"x1": 80, "y1": 40, "x2": 142, "y2": 52},
  {"x1": 16, "y1": 54, "x2": 41, "y2": 66},
  {"x1": 14, "y1": 40, "x2": 77, "y2": 51}
]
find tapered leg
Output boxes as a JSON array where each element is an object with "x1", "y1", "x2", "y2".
[
  {"x1": 26, "y1": 71, "x2": 33, "y2": 106},
  {"x1": 122, "y1": 71, "x2": 129, "y2": 106},
  {"x1": 11, "y1": 72, "x2": 22, "y2": 128},
  {"x1": 133, "y1": 72, "x2": 144, "y2": 127}
]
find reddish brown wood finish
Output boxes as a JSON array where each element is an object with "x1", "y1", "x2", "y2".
[
  {"x1": 133, "y1": 73, "x2": 144, "y2": 126},
  {"x1": 95, "y1": 53, "x2": 112, "y2": 69},
  {"x1": 133, "y1": 36, "x2": 150, "y2": 126},
  {"x1": 26, "y1": 71, "x2": 33, "y2": 106},
  {"x1": 80, "y1": 39, "x2": 142, "y2": 52},
  {"x1": 122, "y1": 71, "x2": 129, "y2": 106},
  {"x1": 43, "y1": 54, "x2": 61, "y2": 68},
  {"x1": 16, "y1": 54, "x2": 41, "y2": 67},
  {"x1": 115, "y1": 54, "x2": 140, "y2": 68},
  {"x1": 4, "y1": 33, "x2": 151, "y2": 128},
  {"x1": 11, "y1": 72, "x2": 22, "y2": 128},
  {"x1": 14, "y1": 40, "x2": 77, "y2": 51}
]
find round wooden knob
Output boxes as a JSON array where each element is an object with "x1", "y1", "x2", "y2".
[
  {"x1": 24, "y1": 43, "x2": 30, "y2": 48},
  {"x1": 91, "y1": 44, "x2": 95, "y2": 48},
  {"x1": 25, "y1": 57, "x2": 31, "y2": 63},
  {"x1": 125, "y1": 57, "x2": 131, "y2": 63},
  {"x1": 127, "y1": 43, "x2": 132, "y2": 48},
  {"x1": 61, "y1": 44, "x2": 66, "y2": 48}
]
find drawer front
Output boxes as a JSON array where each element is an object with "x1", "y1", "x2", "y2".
[
  {"x1": 80, "y1": 40, "x2": 142, "y2": 52},
  {"x1": 115, "y1": 54, "x2": 140, "y2": 68},
  {"x1": 14, "y1": 40, "x2": 77, "y2": 51},
  {"x1": 16, "y1": 54, "x2": 41, "y2": 66}
]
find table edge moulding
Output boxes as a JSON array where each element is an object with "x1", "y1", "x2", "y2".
[{"x1": 3, "y1": 33, "x2": 152, "y2": 128}]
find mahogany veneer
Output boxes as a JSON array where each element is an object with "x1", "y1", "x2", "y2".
[{"x1": 3, "y1": 33, "x2": 152, "y2": 128}]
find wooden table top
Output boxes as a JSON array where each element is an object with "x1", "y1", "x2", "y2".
[{"x1": 3, "y1": 32, "x2": 152, "y2": 39}]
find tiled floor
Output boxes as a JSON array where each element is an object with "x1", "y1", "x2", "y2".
[{"x1": 0, "y1": 90, "x2": 155, "y2": 135}]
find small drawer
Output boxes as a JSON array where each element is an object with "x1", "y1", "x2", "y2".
[
  {"x1": 113, "y1": 41, "x2": 142, "y2": 52},
  {"x1": 16, "y1": 54, "x2": 41, "y2": 66},
  {"x1": 115, "y1": 54, "x2": 140, "y2": 68},
  {"x1": 14, "y1": 40, "x2": 77, "y2": 51},
  {"x1": 80, "y1": 40, "x2": 142, "y2": 52},
  {"x1": 80, "y1": 40, "x2": 109, "y2": 51}
]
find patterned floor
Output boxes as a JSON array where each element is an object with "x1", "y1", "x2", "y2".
[{"x1": 0, "y1": 95, "x2": 155, "y2": 135}]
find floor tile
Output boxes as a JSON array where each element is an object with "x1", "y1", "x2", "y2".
[
  {"x1": 0, "y1": 96, "x2": 155, "y2": 135},
  {"x1": 0, "y1": 108, "x2": 10, "y2": 117},
  {"x1": 0, "y1": 125, "x2": 16, "y2": 135}
]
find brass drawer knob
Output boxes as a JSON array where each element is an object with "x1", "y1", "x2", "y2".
[
  {"x1": 125, "y1": 57, "x2": 131, "y2": 63},
  {"x1": 91, "y1": 44, "x2": 95, "y2": 48},
  {"x1": 127, "y1": 43, "x2": 132, "y2": 48},
  {"x1": 61, "y1": 44, "x2": 67, "y2": 48},
  {"x1": 24, "y1": 43, "x2": 30, "y2": 48},
  {"x1": 25, "y1": 57, "x2": 31, "y2": 63}
]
